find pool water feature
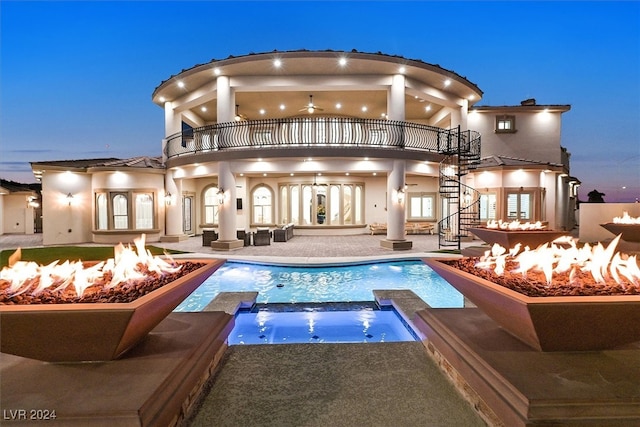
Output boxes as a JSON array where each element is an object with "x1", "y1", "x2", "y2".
[
  {"x1": 228, "y1": 303, "x2": 418, "y2": 345},
  {"x1": 175, "y1": 259, "x2": 463, "y2": 312}
]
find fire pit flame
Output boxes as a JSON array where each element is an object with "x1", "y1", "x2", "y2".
[
  {"x1": 476, "y1": 234, "x2": 640, "y2": 288},
  {"x1": 486, "y1": 219, "x2": 546, "y2": 230},
  {"x1": 613, "y1": 211, "x2": 640, "y2": 224},
  {"x1": 0, "y1": 234, "x2": 181, "y2": 299}
]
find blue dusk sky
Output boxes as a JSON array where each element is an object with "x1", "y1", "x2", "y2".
[{"x1": 1, "y1": 1, "x2": 638, "y2": 202}]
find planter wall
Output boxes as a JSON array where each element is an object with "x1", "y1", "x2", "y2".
[
  {"x1": 0, "y1": 259, "x2": 225, "y2": 362},
  {"x1": 424, "y1": 258, "x2": 640, "y2": 351}
]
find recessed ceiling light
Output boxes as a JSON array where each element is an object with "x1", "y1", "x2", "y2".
[
  {"x1": 425, "y1": 105, "x2": 432, "y2": 112},
  {"x1": 336, "y1": 103, "x2": 342, "y2": 109},
  {"x1": 239, "y1": 173, "x2": 244, "y2": 177},
  {"x1": 399, "y1": 66, "x2": 406, "y2": 74},
  {"x1": 444, "y1": 79, "x2": 451, "y2": 87},
  {"x1": 279, "y1": 104, "x2": 285, "y2": 110},
  {"x1": 259, "y1": 109, "x2": 266, "y2": 115},
  {"x1": 290, "y1": 173, "x2": 294, "y2": 176},
  {"x1": 468, "y1": 95, "x2": 475, "y2": 100},
  {"x1": 273, "y1": 59, "x2": 282, "y2": 68},
  {"x1": 345, "y1": 172, "x2": 350, "y2": 176},
  {"x1": 257, "y1": 158, "x2": 263, "y2": 161},
  {"x1": 364, "y1": 157, "x2": 369, "y2": 161},
  {"x1": 361, "y1": 106, "x2": 368, "y2": 112},
  {"x1": 380, "y1": 113, "x2": 386, "y2": 118},
  {"x1": 263, "y1": 173, "x2": 267, "y2": 177},
  {"x1": 373, "y1": 172, "x2": 377, "y2": 176},
  {"x1": 338, "y1": 57, "x2": 347, "y2": 66},
  {"x1": 177, "y1": 81, "x2": 185, "y2": 88},
  {"x1": 159, "y1": 96, "x2": 166, "y2": 102},
  {"x1": 201, "y1": 106, "x2": 207, "y2": 112},
  {"x1": 214, "y1": 68, "x2": 221, "y2": 75}
]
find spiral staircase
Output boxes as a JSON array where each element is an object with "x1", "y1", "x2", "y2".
[{"x1": 437, "y1": 126, "x2": 482, "y2": 250}]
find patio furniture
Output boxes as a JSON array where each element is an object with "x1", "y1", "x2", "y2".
[
  {"x1": 273, "y1": 223, "x2": 295, "y2": 242},
  {"x1": 253, "y1": 229, "x2": 271, "y2": 246},
  {"x1": 202, "y1": 229, "x2": 218, "y2": 246},
  {"x1": 237, "y1": 229, "x2": 251, "y2": 246},
  {"x1": 369, "y1": 223, "x2": 387, "y2": 235}
]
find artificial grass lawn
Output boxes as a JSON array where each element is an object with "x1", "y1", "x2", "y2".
[{"x1": 0, "y1": 245, "x2": 187, "y2": 269}]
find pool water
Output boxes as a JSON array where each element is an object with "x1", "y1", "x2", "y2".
[
  {"x1": 228, "y1": 305, "x2": 417, "y2": 345},
  {"x1": 175, "y1": 259, "x2": 463, "y2": 311}
]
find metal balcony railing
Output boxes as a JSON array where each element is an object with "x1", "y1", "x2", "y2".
[{"x1": 164, "y1": 117, "x2": 476, "y2": 160}]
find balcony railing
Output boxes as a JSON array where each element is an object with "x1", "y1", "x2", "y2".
[{"x1": 164, "y1": 117, "x2": 480, "y2": 160}]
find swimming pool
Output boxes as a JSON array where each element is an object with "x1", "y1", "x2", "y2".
[
  {"x1": 175, "y1": 259, "x2": 463, "y2": 311},
  {"x1": 229, "y1": 303, "x2": 417, "y2": 345}
]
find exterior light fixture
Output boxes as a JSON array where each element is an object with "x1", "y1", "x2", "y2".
[
  {"x1": 66, "y1": 193, "x2": 74, "y2": 206},
  {"x1": 395, "y1": 187, "x2": 406, "y2": 204},
  {"x1": 177, "y1": 81, "x2": 185, "y2": 88},
  {"x1": 444, "y1": 79, "x2": 451, "y2": 87},
  {"x1": 338, "y1": 57, "x2": 347, "y2": 67},
  {"x1": 27, "y1": 196, "x2": 39, "y2": 208},
  {"x1": 216, "y1": 188, "x2": 225, "y2": 205},
  {"x1": 165, "y1": 192, "x2": 172, "y2": 205},
  {"x1": 273, "y1": 59, "x2": 282, "y2": 68}
]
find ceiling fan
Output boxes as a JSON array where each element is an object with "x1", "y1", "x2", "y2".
[
  {"x1": 234, "y1": 104, "x2": 247, "y2": 121},
  {"x1": 299, "y1": 95, "x2": 324, "y2": 114}
]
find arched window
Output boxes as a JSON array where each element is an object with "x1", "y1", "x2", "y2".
[
  {"x1": 96, "y1": 193, "x2": 108, "y2": 230},
  {"x1": 252, "y1": 185, "x2": 273, "y2": 224},
  {"x1": 203, "y1": 185, "x2": 220, "y2": 225},
  {"x1": 94, "y1": 190, "x2": 157, "y2": 231},
  {"x1": 112, "y1": 193, "x2": 129, "y2": 229}
]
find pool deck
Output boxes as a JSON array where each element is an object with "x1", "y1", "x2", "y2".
[{"x1": 3, "y1": 232, "x2": 639, "y2": 426}]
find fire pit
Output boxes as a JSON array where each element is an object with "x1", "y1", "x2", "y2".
[
  {"x1": 601, "y1": 212, "x2": 640, "y2": 242},
  {"x1": 0, "y1": 236, "x2": 225, "y2": 362},
  {"x1": 424, "y1": 235, "x2": 640, "y2": 351},
  {"x1": 469, "y1": 220, "x2": 568, "y2": 250}
]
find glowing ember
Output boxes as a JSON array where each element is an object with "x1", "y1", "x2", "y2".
[
  {"x1": 0, "y1": 235, "x2": 189, "y2": 304},
  {"x1": 446, "y1": 234, "x2": 640, "y2": 297},
  {"x1": 613, "y1": 211, "x2": 640, "y2": 224},
  {"x1": 486, "y1": 219, "x2": 546, "y2": 230}
]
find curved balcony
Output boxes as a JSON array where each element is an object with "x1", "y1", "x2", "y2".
[{"x1": 164, "y1": 117, "x2": 480, "y2": 164}]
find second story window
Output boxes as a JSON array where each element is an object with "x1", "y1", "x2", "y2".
[{"x1": 495, "y1": 115, "x2": 516, "y2": 133}]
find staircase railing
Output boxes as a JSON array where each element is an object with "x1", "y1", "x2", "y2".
[{"x1": 437, "y1": 126, "x2": 481, "y2": 250}]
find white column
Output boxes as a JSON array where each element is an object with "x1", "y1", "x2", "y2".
[
  {"x1": 459, "y1": 99, "x2": 468, "y2": 130},
  {"x1": 162, "y1": 101, "x2": 181, "y2": 163},
  {"x1": 386, "y1": 160, "x2": 407, "y2": 241},
  {"x1": 387, "y1": 74, "x2": 406, "y2": 120},
  {"x1": 217, "y1": 161, "x2": 238, "y2": 241},
  {"x1": 164, "y1": 170, "x2": 182, "y2": 238},
  {"x1": 216, "y1": 76, "x2": 233, "y2": 122}
]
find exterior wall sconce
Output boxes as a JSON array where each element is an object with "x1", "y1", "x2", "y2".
[
  {"x1": 216, "y1": 188, "x2": 226, "y2": 205},
  {"x1": 165, "y1": 192, "x2": 172, "y2": 205},
  {"x1": 66, "y1": 193, "x2": 74, "y2": 206},
  {"x1": 27, "y1": 196, "x2": 39, "y2": 208},
  {"x1": 463, "y1": 191, "x2": 472, "y2": 205},
  {"x1": 394, "y1": 186, "x2": 406, "y2": 204}
]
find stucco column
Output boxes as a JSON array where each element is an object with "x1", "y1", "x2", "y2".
[
  {"x1": 212, "y1": 161, "x2": 243, "y2": 250},
  {"x1": 459, "y1": 99, "x2": 468, "y2": 130},
  {"x1": 381, "y1": 160, "x2": 412, "y2": 250},
  {"x1": 163, "y1": 170, "x2": 184, "y2": 241},
  {"x1": 388, "y1": 74, "x2": 406, "y2": 121},
  {"x1": 162, "y1": 101, "x2": 181, "y2": 163},
  {"x1": 216, "y1": 76, "x2": 233, "y2": 122},
  {"x1": 555, "y1": 174, "x2": 568, "y2": 231}
]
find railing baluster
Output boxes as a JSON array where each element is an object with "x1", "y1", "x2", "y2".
[{"x1": 165, "y1": 118, "x2": 479, "y2": 161}]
